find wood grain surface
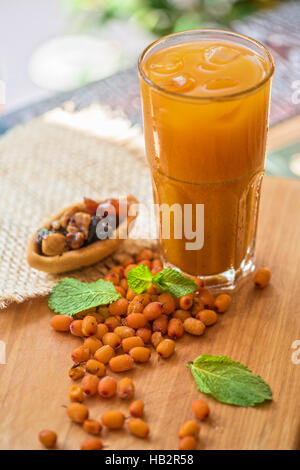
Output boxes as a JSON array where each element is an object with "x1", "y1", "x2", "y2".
[{"x1": 0, "y1": 121, "x2": 300, "y2": 450}]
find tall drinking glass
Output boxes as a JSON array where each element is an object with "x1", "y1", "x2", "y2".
[{"x1": 138, "y1": 30, "x2": 274, "y2": 289}]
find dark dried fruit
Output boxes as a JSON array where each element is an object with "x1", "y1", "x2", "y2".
[
  {"x1": 84, "y1": 197, "x2": 99, "y2": 216},
  {"x1": 87, "y1": 216, "x2": 101, "y2": 244}
]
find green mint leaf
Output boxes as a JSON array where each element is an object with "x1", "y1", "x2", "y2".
[
  {"x1": 187, "y1": 354, "x2": 272, "y2": 407},
  {"x1": 127, "y1": 264, "x2": 153, "y2": 294},
  {"x1": 153, "y1": 268, "x2": 197, "y2": 298},
  {"x1": 48, "y1": 277, "x2": 121, "y2": 316}
]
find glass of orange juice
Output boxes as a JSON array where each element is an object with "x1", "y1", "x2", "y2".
[{"x1": 138, "y1": 30, "x2": 274, "y2": 289}]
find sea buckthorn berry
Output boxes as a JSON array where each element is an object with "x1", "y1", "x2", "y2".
[
  {"x1": 105, "y1": 315, "x2": 121, "y2": 332},
  {"x1": 196, "y1": 309, "x2": 217, "y2": 326},
  {"x1": 101, "y1": 410, "x2": 125, "y2": 430},
  {"x1": 168, "y1": 318, "x2": 184, "y2": 339},
  {"x1": 151, "y1": 265, "x2": 162, "y2": 275},
  {"x1": 93, "y1": 313, "x2": 105, "y2": 325},
  {"x1": 138, "y1": 259, "x2": 152, "y2": 269},
  {"x1": 67, "y1": 402, "x2": 89, "y2": 423},
  {"x1": 111, "y1": 265, "x2": 124, "y2": 279},
  {"x1": 179, "y1": 436, "x2": 197, "y2": 450},
  {"x1": 70, "y1": 319, "x2": 84, "y2": 337},
  {"x1": 136, "y1": 327, "x2": 151, "y2": 344},
  {"x1": 214, "y1": 294, "x2": 231, "y2": 313},
  {"x1": 152, "y1": 314, "x2": 168, "y2": 334},
  {"x1": 147, "y1": 283, "x2": 160, "y2": 295},
  {"x1": 83, "y1": 337, "x2": 103, "y2": 355},
  {"x1": 109, "y1": 298, "x2": 129, "y2": 316},
  {"x1": 192, "y1": 277, "x2": 205, "y2": 291},
  {"x1": 191, "y1": 296, "x2": 205, "y2": 316},
  {"x1": 120, "y1": 278, "x2": 128, "y2": 291},
  {"x1": 71, "y1": 345, "x2": 90, "y2": 363},
  {"x1": 128, "y1": 300, "x2": 144, "y2": 314},
  {"x1": 130, "y1": 347, "x2": 151, "y2": 363},
  {"x1": 109, "y1": 354, "x2": 134, "y2": 372},
  {"x1": 129, "y1": 399, "x2": 144, "y2": 417},
  {"x1": 69, "y1": 365, "x2": 85, "y2": 381},
  {"x1": 156, "y1": 339, "x2": 175, "y2": 358},
  {"x1": 102, "y1": 332, "x2": 121, "y2": 349},
  {"x1": 138, "y1": 293, "x2": 151, "y2": 306},
  {"x1": 136, "y1": 249, "x2": 153, "y2": 262},
  {"x1": 115, "y1": 285, "x2": 126, "y2": 297},
  {"x1": 126, "y1": 313, "x2": 147, "y2": 329},
  {"x1": 90, "y1": 312, "x2": 105, "y2": 323},
  {"x1": 254, "y1": 267, "x2": 271, "y2": 289},
  {"x1": 197, "y1": 288, "x2": 215, "y2": 308},
  {"x1": 128, "y1": 418, "x2": 149, "y2": 438},
  {"x1": 81, "y1": 374, "x2": 99, "y2": 396},
  {"x1": 82, "y1": 316, "x2": 98, "y2": 336},
  {"x1": 104, "y1": 272, "x2": 119, "y2": 285},
  {"x1": 94, "y1": 345, "x2": 115, "y2": 364},
  {"x1": 179, "y1": 294, "x2": 193, "y2": 310},
  {"x1": 38, "y1": 430, "x2": 57, "y2": 449},
  {"x1": 114, "y1": 326, "x2": 135, "y2": 339},
  {"x1": 85, "y1": 359, "x2": 106, "y2": 377},
  {"x1": 143, "y1": 302, "x2": 163, "y2": 321},
  {"x1": 81, "y1": 437, "x2": 103, "y2": 450},
  {"x1": 69, "y1": 384, "x2": 84, "y2": 402},
  {"x1": 178, "y1": 420, "x2": 200, "y2": 438},
  {"x1": 150, "y1": 294, "x2": 159, "y2": 302},
  {"x1": 83, "y1": 419, "x2": 102, "y2": 436},
  {"x1": 98, "y1": 376, "x2": 117, "y2": 398},
  {"x1": 117, "y1": 377, "x2": 135, "y2": 399},
  {"x1": 158, "y1": 292, "x2": 176, "y2": 315},
  {"x1": 95, "y1": 323, "x2": 109, "y2": 340},
  {"x1": 124, "y1": 264, "x2": 137, "y2": 278},
  {"x1": 151, "y1": 332, "x2": 163, "y2": 348},
  {"x1": 173, "y1": 309, "x2": 191, "y2": 322},
  {"x1": 183, "y1": 317, "x2": 206, "y2": 336},
  {"x1": 192, "y1": 399, "x2": 210, "y2": 420},
  {"x1": 123, "y1": 257, "x2": 135, "y2": 268},
  {"x1": 122, "y1": 336, "x2": 144, "y2": 353},
  {"x1": 126, "y1": 287, "x2": 136, "y2": 301},
  {"x1": 128, "y1": 294, "x2": 150, "y2": 313},
  {"x1": 50, "y1": 315, "x2": 72, "y2": 332}
]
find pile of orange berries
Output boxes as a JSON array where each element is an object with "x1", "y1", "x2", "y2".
[{"x1": 41, "y1": 249, "x2": 270, "y2": 450}]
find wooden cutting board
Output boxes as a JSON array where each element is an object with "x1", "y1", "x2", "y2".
[{"x1": 0, "y1": 119, "x2": 300, "y2": 451}]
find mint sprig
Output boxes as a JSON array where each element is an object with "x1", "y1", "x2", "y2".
[
  {"x1": 187, "y1": 354, "x2": 272, "y2": 407},
  {"x1": 127, "y1": 265, "x2": 197, "y2": 298},
  {"x1": 153, "y1": 268, "x2": 197, "y2": 298},
  {"x1": 127, "y1": 264, "x2": 153, "y2": 294},
  {"x1": 48, "y1": 277, "x2": 121, "y2": 316}
]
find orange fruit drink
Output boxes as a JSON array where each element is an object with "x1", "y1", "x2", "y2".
[{"x1": 139, "y1": 30, "x2": 274, "y2": 288}]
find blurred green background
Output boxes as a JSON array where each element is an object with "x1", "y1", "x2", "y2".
[{"x1": 65, "y1": 0, "x2": 283, "y2": 35}]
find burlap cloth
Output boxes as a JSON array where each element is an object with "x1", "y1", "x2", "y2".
[{"x1": 0, "y1": 105, "x2": 156, "y2": 308}]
